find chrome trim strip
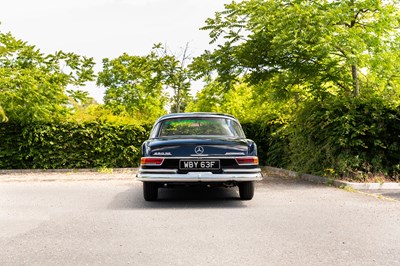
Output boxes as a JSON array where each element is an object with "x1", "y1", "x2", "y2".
[
  {"x1": 139, "y1": 169, "x2": 178, "y2": 174},
  {"x1": 138, "y1": 168, "x2": 260, "y2": 174},
  {"x1": 136, "y1": 172, "x2": 263, "y2": 182},
  {"x1": 223, "y1": 168, "x2": 261, "y2": 173},
  {"x1": 148, "y1": 156, "x2": 254, "y2": 159}
]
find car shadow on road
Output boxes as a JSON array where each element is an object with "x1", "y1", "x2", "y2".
[{"x1": 108, "y1": 185, "x2": 247, "y2": 210}]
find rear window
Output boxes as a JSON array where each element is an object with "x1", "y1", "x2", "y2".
[{"x1": 154, "y1": 117, "x2": 245, "y2": 138}]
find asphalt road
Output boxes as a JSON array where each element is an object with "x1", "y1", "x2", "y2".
[
  {"x1": 0, "y1": 176, "x2": 399, "y2": 266},
  {"x1": 359, "y1": 189, "x2": 400, "y2": 201}
]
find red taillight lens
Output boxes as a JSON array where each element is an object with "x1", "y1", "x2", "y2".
[
  {"x1": 235, "y1": 156, "x2": 259, "y2": 165},
  {"x1": 140, "y1": 157, "x2": 164, "y2": 166}
]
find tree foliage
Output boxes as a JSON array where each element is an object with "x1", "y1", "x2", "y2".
[
  {"x1": 192, "y1": 0, "x2": 400, "y2": 102},
  {"x1": 0, "y1": 106, "x2": 7, "y2": 122},
  {"x1": 97, "y1": 52, "x2": 168, "y2": 122},
  {"x1": 0, "y1": 30, "x2": 95, "y2": 124},
  {"x1": 67, "y1": 89, "x2": 96, "y2": 107},
  {"x1": 97, "y1": 43, "x2": 194, "y2": 121},
  {"x1": 153, "y1": 43, "x2": 192, "y2": 113},
  {"x1": 188, "y1": 1, "x2": 400, "y2": 180},
  {"x1": 187, "y1": 80, "x2": 286, "y2": 122}
]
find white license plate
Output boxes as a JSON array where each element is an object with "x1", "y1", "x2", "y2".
[{"x1": 179, "y1": 160, "x2": 220, "y2": 170}]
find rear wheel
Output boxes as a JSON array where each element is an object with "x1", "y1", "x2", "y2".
[
  {"x1": 143, "y1": 182, "x2": 158, "y2": 201},
  {"x1": 238, "y1": 181, "x2": 254, "y2": 200}
]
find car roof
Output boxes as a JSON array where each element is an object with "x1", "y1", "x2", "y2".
[{"x1": 155, "y1": 112, "x2": 237, "y2": 123}]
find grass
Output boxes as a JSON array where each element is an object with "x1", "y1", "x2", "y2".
[{"x1": 97, "y1": 167, "x2": 113, "y2": 174}]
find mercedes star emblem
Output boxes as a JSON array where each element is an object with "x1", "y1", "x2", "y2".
[{"x1": 194, "y1": 146, "x2": 204, "y2": 155}]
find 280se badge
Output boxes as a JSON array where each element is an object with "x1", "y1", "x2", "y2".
[{"x1": 136, "y1": 112, "x2": 263, "y2": 201}]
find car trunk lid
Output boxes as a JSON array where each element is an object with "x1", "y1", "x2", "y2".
[{"x1": 147, "y1": 137, "x2": 249, "y2": 157}]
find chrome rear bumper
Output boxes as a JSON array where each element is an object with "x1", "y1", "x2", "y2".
[{"x1": 136, "y1": 168, "x2": 263, "y2": 182}]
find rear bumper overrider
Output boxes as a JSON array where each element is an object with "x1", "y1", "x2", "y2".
[{"x1": 136, "y1": 168, "x2": 263, "y2": 182}]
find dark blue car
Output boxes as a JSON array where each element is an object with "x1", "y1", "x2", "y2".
[{"x1": 137, "y1": 113, "x2": 262, "y2": 201}]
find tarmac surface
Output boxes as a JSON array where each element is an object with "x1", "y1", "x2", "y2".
[
  {"x1": 359, "y1": 189, "x2": 400, "y2": 201},
  {"x1": 0, "y1": 171, "x2": 399, "y2": 265}
]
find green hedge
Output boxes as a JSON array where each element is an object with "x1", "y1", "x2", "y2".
[
  {"x1": 288, "y1": 97, "x2": 400, "y2": 180},
  {"x1": 242, "y1": 120, "x2": 288, "y2": 167},
  {"x1": 0, "y1": 122, "x2": 150, "y2": 169},
  {"x1": 0, "y1": 120, "x2": 283, "y2": 170},
  {"x1": 0, "y1": 120, "x2": 278, "y2": 170},
  {"x1": 1, "y1": 104, "x2": 399, "y2": 182},
  {"x1": 244, "y1": 97, "x2": 400, "y2": 181}
]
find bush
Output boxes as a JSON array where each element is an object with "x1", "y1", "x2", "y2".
[
  {"x1": 2, "y1": 103, "x2": 399, "y2": 182},
  {"x1": 0, "y1": 122, "x2": 150, "y2": 169},
  {"x1": 1, "y1": 120, "x2": 284, "y2": 169},
  {"x1": 288, "y1": 97, "x2": 400, "y2": 181},
  {"x1": 242, "y1": 119, "x2": 289, "y2": 167}
]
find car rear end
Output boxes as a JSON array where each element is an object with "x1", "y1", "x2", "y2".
[{"x1": 136, "y1": 113, "x2": 262, "y2": 200}]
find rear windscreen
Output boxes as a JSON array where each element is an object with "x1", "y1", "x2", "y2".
[{"x1": 156, "y1": 117, "x2": 245, "y2": 138}]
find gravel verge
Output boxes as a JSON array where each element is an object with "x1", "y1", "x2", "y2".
[{"x1": 0, "y1": 168, "x2": 138, "y2": 182}]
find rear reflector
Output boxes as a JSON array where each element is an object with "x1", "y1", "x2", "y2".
[
  {"x1": 235, "y1": 156, "x2": 259, "y2": 165},
  {"x1": 140, "y1": 157, "x2": 164, "y2": 166}
]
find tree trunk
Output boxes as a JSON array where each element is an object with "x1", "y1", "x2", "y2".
[
  {"x1": 176, "y1": 86, "x2": 181, "y2": 113},
  {"x1": 351, "y1": 65, "x2": 359, "y2": 97}
]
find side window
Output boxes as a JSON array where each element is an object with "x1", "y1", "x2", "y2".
[
  {"x1": 230, "y1": 120, "x2": 246, "y2": 138},
  {"x1": 150, "y1": 123, "x2": 161, "y2": 139}
]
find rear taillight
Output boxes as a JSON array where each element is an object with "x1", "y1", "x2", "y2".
[
  {"x1": 235, "y1": 156, "x2": 259, "y2": 165},
  {"x1": 140, "y1": 157, "x2": 164, "y2": 166}
]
